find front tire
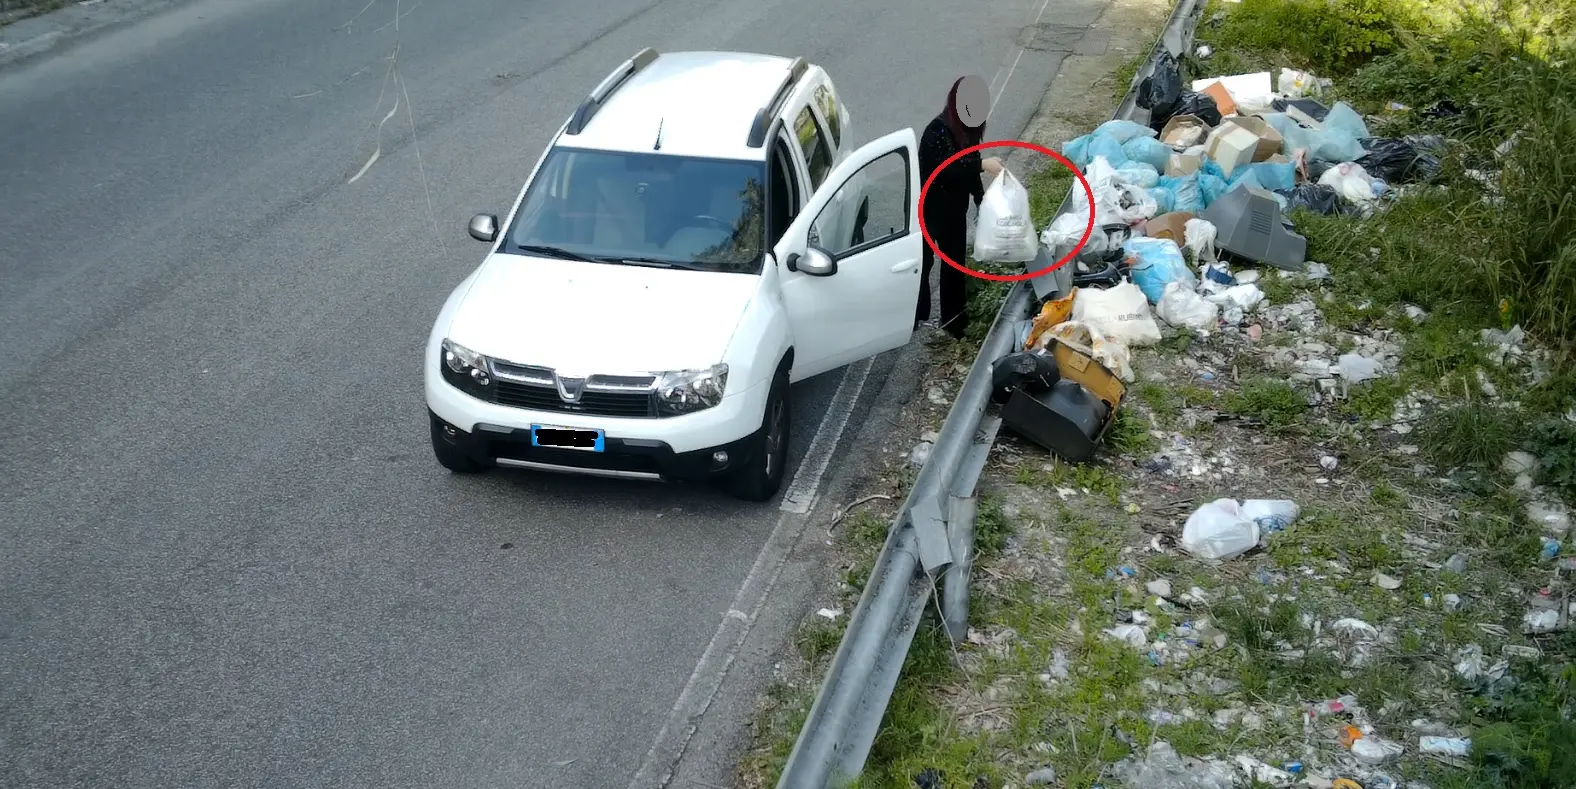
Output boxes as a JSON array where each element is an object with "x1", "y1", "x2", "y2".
[
  {"x1": 430, "y1": 412, "x2": 487, "y2": 474},
  {"x1": 725, "y1": 370, "x2": 790, "y2": 502}
]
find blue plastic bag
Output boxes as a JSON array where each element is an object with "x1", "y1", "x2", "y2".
[
  {"x1": 1198, "y1": 173, "x2": 1230, "y2": 208},
  {"x1": 1122, "y1": 136, "x2": 1172, "y2": 170},
  {"x1": 1262, "y1": 106, "x2": 1367, "y2": 164},
  {"x1": 1156, "y1": 173, "x2": 1205, "y2": 213},
  {"x1": 1095, "y1": 119, "x2": 1158, "y2": 143},
  {"x1": 1230, "y1": 160, "x2": 1296, "y2": 192},
  {"x1": 1064, "y1": 132, "x2": 1129, "y2": 169},
  {"x1": 1125, "y1": 236, "x2": 1196, "y2": 305},
  {"x1": 1115, "y1": 162, "x2": 1161, "y2": 189},
  {"x1": 1148, "y1": 186, "x2": 1176, "y2": 215}
]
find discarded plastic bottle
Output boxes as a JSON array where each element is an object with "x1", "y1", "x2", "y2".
[{"x1": 1542, "y1": 537, "x2": 1561, "y2": 561}]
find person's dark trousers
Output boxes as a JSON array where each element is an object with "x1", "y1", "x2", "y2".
[{"x1": 917, "y1": 211, "x2": 972, "y2": 340}]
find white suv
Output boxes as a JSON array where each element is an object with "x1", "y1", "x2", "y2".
[{"x1": 425, "y1": 48, "x2": 923, "y2": 501}]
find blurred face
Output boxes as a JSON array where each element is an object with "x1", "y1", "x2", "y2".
[{"x1": 955, "y1": 75, "x2": 989, "y2": 127}]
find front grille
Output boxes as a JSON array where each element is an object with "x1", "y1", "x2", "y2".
[{"x1": 492, "y1": 380, "x2": 656, "y2": 418}]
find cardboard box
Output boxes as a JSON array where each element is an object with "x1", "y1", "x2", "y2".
[
  {"x1": 1219, "y1": 115, "x2": 1285, "y2": 162},
  {"x1": 1205, "y1": 124, "x2": 1259, "y2": 177},
  {"x1": 1202, "y1": 81, "x2": 1238, "y2": 117},
  {"x1": 1160, "y1": 115, "x2": 1209, "y2": 148},
  {"x1": 1144, "y1": 212, "x2": 1195, "y2": 243},
  {"x1": 1165, "y1": 152, "x2": 1203, "y2": 176}
]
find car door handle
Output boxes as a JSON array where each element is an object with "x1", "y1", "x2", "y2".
[{"x1": 891, "y1": 261, "x2": 918, "y2": 273}]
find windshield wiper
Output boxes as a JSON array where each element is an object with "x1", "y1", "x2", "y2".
[
  {"x1": 516, "y1": 244, "x2": 608, "y2": 263},
  {"x1": 616, "y1": 256, "x2": 703, "y2": 270}
]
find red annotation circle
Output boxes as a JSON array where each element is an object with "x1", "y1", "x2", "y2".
[{"x1": 918, "y1": 139, "x2": 1095, "y2": 283}]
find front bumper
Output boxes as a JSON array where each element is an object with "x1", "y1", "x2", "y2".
[{"x1": 430, "y1": 410, "x2": 759, "y2": 481}]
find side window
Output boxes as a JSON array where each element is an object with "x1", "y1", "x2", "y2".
[
  {"x1": 812, "y1": 84, "x2": 842, "y2": 149},
  {"x1": 793, "y1": 106, "x2": 835, "y2": 192},
  {"x1": 767, "y1": 138, "x2": 800, "y2": 249},
  {"x1": 808, "y1": 148, "x2": 909, "y2": 259}
]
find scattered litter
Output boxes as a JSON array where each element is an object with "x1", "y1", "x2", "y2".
[
  {"x1": 1105, "y1": 623, "x2": 1149, "y2": 648},
  {"x1": 1527, "y1": 498, "x2": 1571, "y2": 536},
  {"x1": 1157, "y1": 280, "x2": 1220, "y2": 331},
  {"x1": 1319, "y1": 162, "x2": 1386, "y2": 206},
  {"x1": 1242, "y1": 498, "x2": 1300, "y2": 534},
  {"x1": 1072, "y1": 281, "x2": 1163, "y2": 345},
  {"x1": 1331, "y1": 618, "x2": 1378, "y2": 640},
  {"x1": 1350, "y1": 734, "x2": 1404, "y2": 764},
  {"x1": 1194, "y1": 44, "x2": 1213, "y2": 59},
  {"x1": 1320, "y1": 455, "x2": 1339, "y2": 471},
  {"x1": 1336, "y1": 352, "x2": 1385, "y2": 383},
  {"x1": 816, "y1": 607, "x2": 842, "y2": 620},
  {"x1": 1541, "y1": 537, "x2": 1561, "y2": 561},
  {"x1": 910, "y1": 441, "x2": 933, "y2": 467},
  {"x1": 1523, "y1": 608, "x2": 1560, "y2": 634},
  {"x1": 1147, "y1": 579, "x2": 1173, "y2": 598},
  {"x1": 1112, "y1": 741, "x2": 1237, "y2": 789},
  {"x1": 1025, "y1": 766, "x2": 1058, "y2": 785},
  {"x1": 1372, "y1": 572, "x2": 1402, "y2": 590},
  {"x1": 1233, "y1": 755, "x2": 1295, "y2": 786},
  {"x1": 1419, "y1": 736, "x2": 1472, "y2": 758}
]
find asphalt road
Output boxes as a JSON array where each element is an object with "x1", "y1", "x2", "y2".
[{"x1": 0, "y1": 0, "x2": 1076, "y2": 785}]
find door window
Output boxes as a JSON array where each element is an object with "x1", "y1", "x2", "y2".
[
  {"x1": 793, "y1": 107, "x2": 835, "y2": 192},
  {"x1": 812, "y1": 85, "x2": 842, "y2": 149},
  {"x1": 808, "y1": 148, "x2": 910, "y2": 258}
]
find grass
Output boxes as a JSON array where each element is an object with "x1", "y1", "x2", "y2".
[{"x1": 0, "y1": 0, "x2": 67, "y2": 25}]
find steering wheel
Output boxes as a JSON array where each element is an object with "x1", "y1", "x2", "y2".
[{"x1": 691, "y1": 215, "x2": 735, "y2": 233}]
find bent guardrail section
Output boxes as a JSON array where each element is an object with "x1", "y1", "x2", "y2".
[{"x1": 775, "y1": 2, "x2": 1205, "y2": 785}]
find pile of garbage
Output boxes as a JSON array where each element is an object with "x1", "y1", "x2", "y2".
[{"x1": 976, "y1": 54, "x2": 1446, "y2": 466}]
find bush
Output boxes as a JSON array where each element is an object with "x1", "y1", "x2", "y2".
[{"x1": 1221, "y1": 0, "x2": 1418, "y2": 74}]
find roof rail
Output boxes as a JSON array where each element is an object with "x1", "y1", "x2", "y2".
[
  {"x1": 564, "y1": 48, "x2": 661, "y2": 135},
  {"x1": 745, "y1": 57, "x2": 808, "y2": 149}
]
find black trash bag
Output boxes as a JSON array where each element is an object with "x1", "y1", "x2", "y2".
[
  {"x1": 1275, "y1": 183, "x2": 1358, "y2": 217},
  {"x1": 1171, "y1": 90, "x2": 1224, "y2": 127},
  {"x1": 1305, "y1": 159, "x2": 1335, "y2": 182},
  {"x1": 990, "y1": 351, "x2": 1061, "y2": 405},
  {"x1": 1270, "y1": 97, "x2": 1331, "y2": 121},
  {"x1": 1137, "y1": 50, "x2": 1183, "y2": 123},
  {"x1": 1355, "y1": 136, "x2": 1443, "y2": 182},
  {"x1": 1424, "y1": 99, "x2": 1462, "y2": 120}
]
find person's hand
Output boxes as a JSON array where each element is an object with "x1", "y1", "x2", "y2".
[{"x1": 982, "y1": 156, "x2": 1004, "y2": 175}]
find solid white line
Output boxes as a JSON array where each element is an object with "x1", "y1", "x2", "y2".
[
  {"x1": 989, "y1": 0, "x2": 1056, "y2": 121},
  {"x1": 780, "y1": 357, "x2": 873, "y2": 514}
]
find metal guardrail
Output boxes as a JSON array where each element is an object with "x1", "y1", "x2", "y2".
[{"x1": 774, "y1": 0, "x2": 1206, "y2": 786}]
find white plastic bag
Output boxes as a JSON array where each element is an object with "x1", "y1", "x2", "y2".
[
  {"x1": 1241, "y1": 499, "x2": 1300, "y2": 534},
  {"x1": 974, "y1": 169, "x2": 1039, "y2": 263},
  {"x1": 1205, "y1": 283, "x2": 1265, "y2": 312},
  {"x1": 1076, "y1": 156, "x2": 1160, "y2": 227},
  {"x1": 1072, "y1": 281, "x2": 1162, "y2": 346},
  {"x1": 1319, "y1": 162, "x2": 1385, "y2": 205},
  {"x1": 1183, "y1": 218, "x2": 1218, "y2": 265},
  {"x1": 1181, "y1": 499, "x2": 1260, "y2": 560},
  {"x1": 1155, "y1": 280, "x2": 1219, "y2": 331}
]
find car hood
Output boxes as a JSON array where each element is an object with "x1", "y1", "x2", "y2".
[{"x1": 444, "y1": 253, "x2": 759, "y2": 375}]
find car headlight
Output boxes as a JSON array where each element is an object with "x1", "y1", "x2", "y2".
[
  {"x1": 440, "y1": 339, "x2": 494, "y2": 394},
  {"x1": 655, "y1": 364, "x2": 728, "y2": 416}
]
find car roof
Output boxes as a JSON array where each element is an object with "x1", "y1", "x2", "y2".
[{"x1": 561, "y1": 51, "x2": 804, "y2": 161}]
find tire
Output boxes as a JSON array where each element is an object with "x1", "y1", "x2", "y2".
[
  {"x1": 725, "y1": 369, "x2": 790, "y2": 502},
  {"x1": 429, "y1": 411, "x2": 487, "y2": 474}
]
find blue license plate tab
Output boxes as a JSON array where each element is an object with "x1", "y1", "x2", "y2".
[{"x1": 530, "y1": 425, "x2": 605, "y2": 452}]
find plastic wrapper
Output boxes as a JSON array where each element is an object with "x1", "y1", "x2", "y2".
[
  {"x1": 1355, "y1": 135, "x2": 1444, "y2": 183},
  {"x1": 1181, "y1": 499, "x2": 1260, "y2": 560},
  {"x1": 1183, "y1": 218, "x2": 1218, "y2": 264},
  {"x1": 1063, "y1": 131, "x2": 1129, "y2": 170},
  {"x1": 1156, "y1": 281, "x2": 1219, "y2": 331},
  {"x1": 1125, "y1": 236, "x2": 1195, "y2": 304},
  {"x1": 974, "y1": 169, "x2": 1040, "y2": 262},
  {"x1": 1071, "y1": 281, "x2": 1162, "y2": 346}
]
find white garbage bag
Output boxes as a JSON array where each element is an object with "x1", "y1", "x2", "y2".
[
  {"x1": 1183, "y1": 218, "x2": 1218, "y2": 264},
  {"x1": 1071, "y1": 281, "x2": 1162, "y2": 346},
  {"x1": 1155, "y1": 280, "x2": 1219, "y2": 331},
  {"x1": 973, "y1": 168, "x2": 1039, "y2": 263},
  {"x1": 1181, "y1": 499, "x2": 1260, "y2": 560}
]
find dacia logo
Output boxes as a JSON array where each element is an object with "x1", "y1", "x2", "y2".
[{"x1": 555, "y1": 376, "x2": 587, "y2": 404}]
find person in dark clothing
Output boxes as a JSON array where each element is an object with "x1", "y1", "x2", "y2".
[{"x1": 917, "y1": 75, "x2": 1002, "y2": 342}]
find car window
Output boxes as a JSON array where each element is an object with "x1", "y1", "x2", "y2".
[
  {"x1": 501, "y1": 147, "x2": 768, "y2": 274},
  {"x1": 808, "y1": 148, "x2": 909, "y2": 258},
  {"x1": 812, "y1": 84, "x2": 842, "y2": 149},
  {"x1": 793, "y1": 107, "x2": 834, "y2": 192}
]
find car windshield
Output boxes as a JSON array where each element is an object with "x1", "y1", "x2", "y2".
[{"x1": 500, "y1": 147, "x2": 768, "y2": 274}]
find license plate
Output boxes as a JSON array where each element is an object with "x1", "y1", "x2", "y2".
[{"x1": 531, "y1": 425, "x2": 605, "y2": 452}]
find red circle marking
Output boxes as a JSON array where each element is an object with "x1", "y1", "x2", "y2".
[{"x1": 918, "y1": 139, "x2": 1095, "y2": 283}]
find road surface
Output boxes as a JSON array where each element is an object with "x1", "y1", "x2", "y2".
[{"x1": 0, "y1": 0, "x2": 1083, "y2": 785}]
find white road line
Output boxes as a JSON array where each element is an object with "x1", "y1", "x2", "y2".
[
  {"x1": 989, "y1": 0, "x2": 1056, "y2": 121},
  {"x1": 780, "y1": 357, "x2": 873, "y2": 514}
]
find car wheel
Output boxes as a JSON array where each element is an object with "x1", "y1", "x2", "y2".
[
  {"x1": 429, "y1": 411, "x2": 488, "y2": 474},
  {"x1": 725, "y1": 369, "x2": 790, "y2": 502}
]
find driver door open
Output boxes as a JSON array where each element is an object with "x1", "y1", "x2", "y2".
[{"x1": 774, "y1": 128, "x2": 921, "y2": 381}]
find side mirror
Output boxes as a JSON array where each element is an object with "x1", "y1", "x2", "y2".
[
  {"x1": 468, "y1": 214, "x2": 499, "y2": 243},
  {"x1": 789, "y1": 247, "x2": 837, "y2": 277}
]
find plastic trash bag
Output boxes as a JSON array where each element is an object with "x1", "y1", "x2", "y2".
[
  {"x1": 1337, "y1": 352, "x2": 1384, "y2": 383},
  {"x1": 1241, "y1": 499, "x2": 1300, "y2": 534},
  {"x1": 1183, "y1": 218, "x2": 1218, "y2": 264},
  {"x1": 1172, "y1": 91, "x2": 1224, "y2": 126},
  {"x1": 1275, "y1": 183, "x2": 1355, "y2": 216},
  {"x1": 1071, "y1": 281, "x2": 1162, "y2": 346},
  {"x1": 1181, "y1": 499, "x2": 1260, "y2": 560},
  {"x1": 1156, "y1": 280, "x2": 1219, "y2": 331},
  {"x1": 1115, "y1": 162, "x2": 1161, "y2": 189},
  {"x1": 1124, "y1": 236, "x2": 1195, "y2": 304},
  {"x1": 1262, "y1": 111, "x2": 1366, "y2": 164},
  {"x1": 1205, "y1": 283, "x2": 1265, "y2": 313},
  {"x1": 1148, "y1": 186, "x2": 1176, "y2": 215},
  {"x1": 1355, "y1": 136, "x2": 1444, "y2": 183},
  {"x1": 974, "y1": 169, "x2": 1040, "y2": 262},
  {"x1": 1038, "y1": 320, "x2": 1135, "y2": 382},
  {"x1": 1063, "y1": 131, "x2": 1130, "y2": 170},
  {"x1": 1078, "y1": 156, "x2": 1159, "y2": 226},
  {"x1": 1122, "y1": 136, "x2": 1172, "y2": 170},
  {"x1": 1137, "y1": 50, "x2": 1184, "y2": 124},
  {"x1": 990, "y1": 351, "x2": 1061, "y2": 404},
  {"x1": 1228, "y1": 160, "x2": 1296, "y2": 192},
  {"x1": 1197, "y1": 173, "x2": 1230, "y2": 208},
  {"x1": 1318, "y1": 162, "x2": 1385, "y2": 206},
  {"x1": 1322, "y1": 101, "x2": 1371, "y2": 141},
  {"x1": 1095, "y1": 119, "x2": 1158, "y2": 143}
]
